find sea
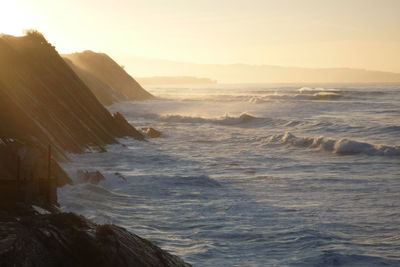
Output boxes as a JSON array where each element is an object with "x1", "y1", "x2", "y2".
[{"x1": 59, "y1": 83, "x2": 400, "y2": 267}]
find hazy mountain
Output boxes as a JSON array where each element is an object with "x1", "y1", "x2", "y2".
[
  {"x1": 124, "y1": 56, "x2": 400, "y2": 84},
  {"x1": 136, "y1": 76, "x2": 217, "y2": 85}
]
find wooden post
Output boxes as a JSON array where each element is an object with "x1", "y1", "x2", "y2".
[
  {"x1": 47, "y1": 145, "x2": 51, "y2": 203},
  {"x1": 17, "y1": 155, "x2": 21, "y2": 202},
  {"x1": 48, "y1": 145, "x2": 51, "y2": 180}
]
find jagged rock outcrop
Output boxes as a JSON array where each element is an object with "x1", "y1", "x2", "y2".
[
  {"x1": 141, "y1": 127, "x2": 162, "y2": 138},
  {"x1": 76, "y1": 170, "x2": 105, "y2": 184},
  {"x1": 63, "y1": 51, "x2": 153, "y2": 105},
  {"x1": 0, "y1": 205, "x2": 191, "y2": 267},
  {"x1": 0, "y1": 32, "x2": 144, "y2": 155}
]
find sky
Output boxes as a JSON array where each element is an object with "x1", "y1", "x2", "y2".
[{"x1": 1, "y1": 0, "x2": 400, "y2": 73}]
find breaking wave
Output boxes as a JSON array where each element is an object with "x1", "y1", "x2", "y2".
[
  {"x1": 148, "y1": 86, "x2": 396, "y2": 104},
  {"x1": 141, "y1": 112, "x2": 270, "y2": 126},
  {"x1": 298, "y1": 87, "x2": 340, "y2": 94},
  {"x1": 312, "y1": 91, "x2": 342, "y2": 100},
  {"x1": 265, "y1": 132, "x2": 400, "y2": 156},
  {"x1": 297, "y1": 87, "x2": 343, "y2": 100},
  {"x1": 247, "y1": 89, "x2": 343, "y2": 103}
]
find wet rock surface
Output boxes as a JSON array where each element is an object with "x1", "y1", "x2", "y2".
[
  {"x1": 76, "y1": 170, "x2": 105, "y2": 184},
  {"x1": 141, "y1": 128, "x2": 162, "y2": 138},
  {"x1": 0, "y1": 205, "x2": 191, "y2": 267}
]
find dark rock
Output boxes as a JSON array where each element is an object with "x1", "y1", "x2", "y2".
[
  {"x1": 76, "y1": 170, "x2": 105, "y2": 184},
  {"x1": 0, "y1": 206, "x2": 191, "y2": 267},
  {"x1": 114, "y1": 112, "x2": 145, "y2": 141},
  {"x1": 141, "y1": 128, "x2": 162, "y2": 138},
  {"x1": 114, "y1": 172, "x2": 127, "y2": 182}
]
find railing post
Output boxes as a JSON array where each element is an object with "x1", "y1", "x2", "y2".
[
  {"x1": 47, "y1": 145, "x2": 52, "y2": 204},
  {"x1": 48, "y1": 145, "x2": 51, "y2": 180}
]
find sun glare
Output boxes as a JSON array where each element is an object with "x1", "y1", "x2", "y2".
[{"x1": 0, "y1": 1, "x2": 31, "y2": 36}]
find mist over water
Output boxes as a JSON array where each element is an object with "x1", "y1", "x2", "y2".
[{"x1": 59, "y1": 83, "x2": 400, "y2": 266}]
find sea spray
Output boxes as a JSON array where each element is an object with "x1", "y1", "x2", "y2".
[{"x1": 265, "y1": 132, "x2": 400, "y2": 156}]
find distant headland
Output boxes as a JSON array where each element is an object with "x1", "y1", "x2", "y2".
[{"x1": 123, "y1": 56, "x2": 400, "y2": 84}]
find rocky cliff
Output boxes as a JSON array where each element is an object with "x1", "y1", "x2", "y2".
[
  {"x1": 63, "y1": 51, "x2": 153, "y2": 105},
  {"x1": 0, "y1": 32, "x2": 190, "y2": 266},
  {"x1": 0, "y1": 32, "x2": 144, "y2": 156},
  {"x1": 0, "y1": 205, "x2": 191, "y2": 267}
]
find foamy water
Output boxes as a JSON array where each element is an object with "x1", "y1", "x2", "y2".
[{"x1": 59, "y1": 83, "x2": 400, "y2": 266}]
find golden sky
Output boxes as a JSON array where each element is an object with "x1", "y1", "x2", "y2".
[{"x1": 2, "y1": 0, "x2": 400, "y2": 73}]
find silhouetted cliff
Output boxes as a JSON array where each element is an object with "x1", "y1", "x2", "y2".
[
  {"x1": 63, "y1": 51, "x2": 153, "y2": 105},
  {"x1": 0, "y1": 32, "x2": 144, "y2": 155}
]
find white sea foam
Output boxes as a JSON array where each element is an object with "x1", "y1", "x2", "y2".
[
  {"x1": 266, "y1": 132, "x2": 400, "y2": 156},
  {"x1": 63, "y1": 83, "x2": 400, "y2": 267},
  {"x1": 143, "y1": 112, "x2": 259, "y2": 125},
  {"x1": 312, "y1": 91, "x2": 342, "y2": 100},
  {"x1": 298, "y1": 87, "x2": 340, "y2": 93}
]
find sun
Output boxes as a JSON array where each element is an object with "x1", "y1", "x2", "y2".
[{"x1": 0, "y1": 1, "x2": 33, "y2": 36}]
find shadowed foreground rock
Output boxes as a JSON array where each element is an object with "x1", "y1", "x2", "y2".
[{"x1": 0, "y1": 206, "x2": 191, "y2": 267}]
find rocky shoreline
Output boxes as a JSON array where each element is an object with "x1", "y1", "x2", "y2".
[
  {"x1": 0, "y1": 31, "x2": 190, "y2": 267},
  {"x1": 0, "y1": 204, "x2": 191, "y2": 267}
]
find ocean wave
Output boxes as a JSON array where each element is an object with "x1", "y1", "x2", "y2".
[
  {"x1": 265, "y1": 132, "x2": 400, "y2": 156},
  {"x1": 135, "y1": 174, "x2": 222, "y2": 188},
  {"x1": 142, "y1": 112, "x2": 265, "y2": 125},
  {"x1": 148, "y1": 86, "x2": 396, "y2": 104},
  {"x1": 159, "y1": 89, "x2": 346, "y2": 103},
  {"x1": 253, "y1": 91, "x2": 343, "y2": 102},
  {"x1": 342, "y1": 89, "x2": 396, "y2": 96},
  {"x1": 297, "y1": 87, "x2": 343, "y2": 100},
  {"x1": 299, "y1": 87, "x2": 397, "y2": 100},
  {"x1": 312, "y1": 91, "x2": 342, "y2": 100},
  {"x1": 171, "y1": 175, "x2": 222, "y2": 187},
  {"x1": 298, "y1": 87, "x2": 340, "y2": 93},
  {"x1": 248, "y1": 96, "x2": 268, "y2": 103},
  {"x1": 225, "y1": 87, "x2": 394, "y2": 102},
  {"x1": 301, "y1": 252, "x2": 400, "y2": 267},
  {"x1": 376, "y1": 125, "x2": 400, "y2": 133}
]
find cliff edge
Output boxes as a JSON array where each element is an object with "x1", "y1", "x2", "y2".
[
  {"x1": 0, "y1": 32, "x2": 144, "y2": 155},
  {"x1": 63, "y1": 51, "x2": 153, "y2": 105}
]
